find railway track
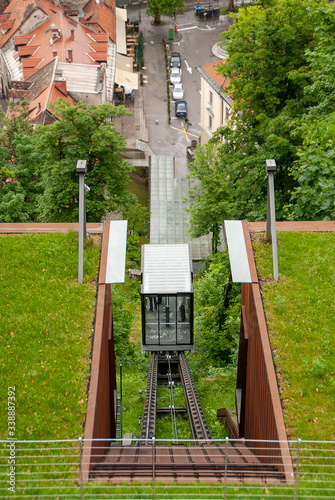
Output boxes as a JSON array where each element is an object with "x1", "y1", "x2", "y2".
[
  {"x1": 140, "y1": 352, "x2": 158, "y2": 440},
  {"x1": 179, "y1": 352, "x2": 212, "y2": 441},
  {"x1": 140, "y1": 351, "x2": 211, "y2": 441}
]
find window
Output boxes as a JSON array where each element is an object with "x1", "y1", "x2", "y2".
[
  {"x1": 209, "y1": 115, "x2": 212, "y2": 130},
  {"x1": 225, "y1": 106, "x2": 230, "y2": 120},
  {"x1": 209, "y1": 91, "x2": 213, "y2": 106}
]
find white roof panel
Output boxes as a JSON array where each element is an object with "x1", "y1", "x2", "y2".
[
  {"x1": 142, "y1": 244, "x2": 193, "y2": 294},
  {"x1": 224, "y1": 220, "x2": 252, "y2": 283},
  {"x1": 105, "y1": 220, "x2": 128, "y2": 284}
]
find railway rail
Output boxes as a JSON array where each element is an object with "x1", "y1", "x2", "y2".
[
  {"x1": 140, "y1": 352, "x2": 158, "y2": 440},
  {"x1": 140, "y1": 351, "x2": 211, "y2": 442}
]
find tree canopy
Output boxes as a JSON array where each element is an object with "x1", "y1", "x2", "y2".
[
  {"x1": 0, "y1": 100, "x2": 136, "y2": 223},
  {"x1": 187, "y1": 0, "x2": 335, "y2": 245},
  {"x1": 146, "y1": 0, "x2": 184, "y2": 24}
]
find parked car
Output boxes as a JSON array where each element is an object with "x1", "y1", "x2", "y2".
[
  {"x1": 170, "y1": 52, "x2": 181, "y2": 69},
  {"x1": 175, "y1": 100, "x2": 187, "y2": 118},
  {"x1": 172, "y1": 83, "x2": 184, "y2": 100},
  {"x1": 170, "y1": 67, "x2": 182, "y2": 85}
]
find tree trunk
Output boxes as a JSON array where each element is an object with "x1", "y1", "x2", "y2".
[
  {"x1": 154, "y1": 12, "x2": 161, "y2": 24},
  {"x1": 227, "y1": 0, "x2": 234, "y2": 12}
]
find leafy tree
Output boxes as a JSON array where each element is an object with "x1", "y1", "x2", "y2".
[
  {"x1": 0, "y1": 99, "x2": 33, "y2": 151},
  {"x1": 146, "y1": 0, "x2": 184, "y2": 24},
  {"x1": 188, "y1": 0, "x2": 331, "y2": 238},
  {"x1": 187, "y1": 141, "x2": 231, "y2": 253},
  {"x1": 34, "y1": 100, "x2": 135, "y2": 222},
  {"x1": 286, "y1": 114, "x2": 335, "y2": 220},
  {"x1": 123, "y1": 201, "x2": 150, "y2": 235},
  {"x1": 0, "y1": 101, "x2": 41, "y2": 222}
]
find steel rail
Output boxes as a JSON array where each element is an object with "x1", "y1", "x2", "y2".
[
  {"x1": 179, "y1": 352, "x2": 212, "y2": 441},
  {"x1": 140, "y1": 352, "x2": 158, "y2": 440}
]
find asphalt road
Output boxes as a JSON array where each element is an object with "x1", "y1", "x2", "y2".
[{"x1": 127, "y1": 5, "x2": 232, "y2": 177}]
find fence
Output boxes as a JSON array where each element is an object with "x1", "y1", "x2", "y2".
[{"x1": 1, "y1": 438, "x2": 334, "y2": 499}]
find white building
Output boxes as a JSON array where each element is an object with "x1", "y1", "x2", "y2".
[{"x1": 197, "y1": 59, "x2": 233, "y2": 144}]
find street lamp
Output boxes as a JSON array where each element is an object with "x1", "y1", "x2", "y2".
[
  {"x1": 266, "y1": 159, "x2": 278, "y2": 281},
  {"x1": 76, "y1": 159, "x2": 87, "y2": 284}
]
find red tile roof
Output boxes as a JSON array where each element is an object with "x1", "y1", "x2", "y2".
[
  {"x1": 82, "y1": 0, "x2": 116, "y2": 43},
  {"x1": 201, "y1": 59, "x2": 228, "y2": 89},
  {"x1": 1, "y1": 19, "x2": 13, "y2": 30},
  {"x1": 16, "y1": 11, "x2": 108, "y2": 79},
  {"x1": 18, "y1": 45, "x2": 39, "y2": 57},
  {"x1": 0, "y1": 0, "x2": 66, "y2": 48},
  {"x1": 22, "y1": 58, "x2": 43, "y2": 68},
  {"x1": 14, "y1": 34, "x2": 34, "y2": 45}
]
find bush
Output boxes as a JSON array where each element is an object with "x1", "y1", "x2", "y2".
[
  {"x1": 193, "y1": 252, "x2": 241, "y2": 370},
  {"x1": 127, "y1": 232, "x2": 141, "y2": 265}
]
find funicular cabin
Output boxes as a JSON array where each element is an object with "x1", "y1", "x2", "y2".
[{"x1": 141, "y1": 244, "x2": 194, "y2": 353}]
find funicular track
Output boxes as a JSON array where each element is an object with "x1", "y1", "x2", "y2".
[
  {"x1": 92, "y1": 351, "x2": 284, "y2": 483},
  {"x1": 140, "y1": 351, "x2": 211, "y2": 442}
]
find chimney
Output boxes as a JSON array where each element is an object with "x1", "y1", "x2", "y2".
[
  {"x1": 55, "y1": 78, "x2": 67, "y2": 96},
  {"x1": 70, "y1": 28, "x2": 75, "y2": 40},
  {"x1": 67, "y1": 48, "x2": 73, "y2": 62},
  {"x1": 50, "y1": 23, "x2": 60, "y2": 41},
  {"x1": 52, "y1": 50, "x2": 57, "y2": 58}
]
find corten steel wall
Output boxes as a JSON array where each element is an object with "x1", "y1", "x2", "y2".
[
  {"x1": 236, "y1": 221, "x2": 293, "y2": 482},
  {"x1": 82, "y1": 222, "x2": 117, "y2": 481}
]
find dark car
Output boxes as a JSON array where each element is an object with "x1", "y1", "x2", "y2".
[
  {"x1": 170, "y1": 52, "x2": 181, "y2": 69},
  {"x1": 175, "y1": 100, "x2": 187, "y2": 118}
]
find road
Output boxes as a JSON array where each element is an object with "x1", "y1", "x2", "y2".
[{"x1": 127, "y1": 5, "x2": 232, "y2": 177}]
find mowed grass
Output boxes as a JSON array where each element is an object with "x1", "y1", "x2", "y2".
[
  {"x1": 253, "y1": 231, "x2": 335, "y2": 441},
  {"x1": 0, "y1": 232, "x2": 101, "y2": 439}
]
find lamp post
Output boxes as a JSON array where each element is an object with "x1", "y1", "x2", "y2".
[
  {"x1": 266, "y1": 159, "x2": 278, "y2": 281},
  {"x1": 76, "y1": 160, "x2": 87, "y2": 284}
]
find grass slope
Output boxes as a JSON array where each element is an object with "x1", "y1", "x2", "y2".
[
  {"x1": 0, "y1": 232, "x2": 101, "y2": 439},
  {"x1": 253, "y1": 231, "x2": 335, "y2": 441}
]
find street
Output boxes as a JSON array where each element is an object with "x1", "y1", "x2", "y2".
[{"x1": 127, "y1": 4, "x2": 232, "y2": 177}]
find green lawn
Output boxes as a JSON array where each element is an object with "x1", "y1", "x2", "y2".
[
  {"x1": 253, "y1": 231, "x2": 335, "y2": 441},
  {"x1": 0, "y1": 232, "x2": 101, "y2": 440}
]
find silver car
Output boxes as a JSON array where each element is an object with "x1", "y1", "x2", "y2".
[
  {"x1": 170, "y1": 67, "x2": 181, "y2": 85},
  {"x1": 173, "y1": 83, "x2": 184, "y2": 100}
]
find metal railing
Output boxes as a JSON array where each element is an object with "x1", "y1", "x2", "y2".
[{"x1": 0, "y1": 437, "x2": 334, "y2": 499}]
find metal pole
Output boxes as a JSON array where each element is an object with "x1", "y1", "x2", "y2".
[
  {"x1": 224, "y1": 436, "x2": 228, "y2": 500},
  {"x1": 78, "y1": 437, "x2": 84, "y2": 500},
  {"x1": 152, "y1": 437, "x2": 156, "y2": 500},
  {"x1": 294, "y1": 438, "x2": 302, "y2": 500},
  {"x1": 78, "y1": 172, "x2": 85, "y2": 284},
  {"x1": 266, "y1": 160, "x2": 279, "y2": 281},
  {"x1": 119, "y1": 364, "x2": 123, "y2": 442}
]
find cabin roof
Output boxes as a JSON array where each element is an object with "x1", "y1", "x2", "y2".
[{"x1": 141, "y1": 244, "x2": 193, "y2": 294}]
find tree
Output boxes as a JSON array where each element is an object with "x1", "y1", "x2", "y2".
[
  {"x1": 286, "y1": 114, "x2": 335, "y2": 220},
  {"x1": 187, "y1": 141, "x2": 231, "y2": 253},
  {"x1": 34, "y1": 100, "x2": 135, "y2": 222},
  {"x1": 146, "y1": 0, "x2": 184, "y2": 24},
  {"x1": 0, "y1": 101, "x2": 41, "y2": 222},
  {"x1": 187, "y1": 0, "x2": 328, "y2": 239}
]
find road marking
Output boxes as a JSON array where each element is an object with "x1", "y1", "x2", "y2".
[
  {"x1": 169, "y1": 124, "x2": 199, "y2": 139},
  {"x1": 185, "y1": 60, "x2": 192, "y2": 74},
  {"x1": 177, "y1": 25, "x2": 217, "y2": 32}
]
